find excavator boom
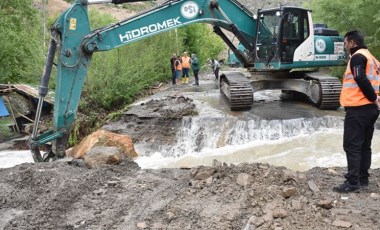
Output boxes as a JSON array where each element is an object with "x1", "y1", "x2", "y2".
[
  {"x1": 30, "y1": 0, "x2": 347, "y2": 162},
  {"x1": 29, "y1": 0, "x2": 258, "y2": 161}
]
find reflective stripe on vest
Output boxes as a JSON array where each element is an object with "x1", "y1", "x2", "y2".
[
  {"x1": 340, "y1": 49, "x2": 380, "y2": 107},
  {"x1": 182, "y1": 56, "x2": 190, "y2": 68}
]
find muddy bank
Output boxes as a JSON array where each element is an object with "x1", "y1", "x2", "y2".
[{"x1": 103, "y1": 95, "x2": 196, "y2": 146}]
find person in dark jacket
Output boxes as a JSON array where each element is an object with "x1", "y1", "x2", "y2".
[
  {"x1": 334, "y1": 30, "x2": 380, "y2": 193},
  {"x1": 191, "y1": 53, "x2": 200, "y2": 86},
  {"x1": 170, "y1": 53, "x2": 177, "y2": 85}
]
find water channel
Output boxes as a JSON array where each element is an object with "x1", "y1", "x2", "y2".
[
  {"x1": 134, "y1": 80, "x2": 380, "y2": 171},
  {"x1": 1, "y1": 79, "x2": 380, "y2": 171}
]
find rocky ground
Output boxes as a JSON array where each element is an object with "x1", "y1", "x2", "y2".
[
  {"x1": 1, "y1": 80, "x2": 380, "y2": 229},
  {"x1": 0, "y1": 156, "x2": 379, "y2": 229}
]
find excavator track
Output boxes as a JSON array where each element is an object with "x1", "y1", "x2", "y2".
[
  {"x1": 220, "y1": 72, "x2": 253, "y2": 110},
  {"x1": 306, "y1": 72, "x2": 342, "y2": 110}
]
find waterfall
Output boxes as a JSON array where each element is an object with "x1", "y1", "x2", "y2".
[{"x1": 158, "y1": 115, "x2": 344, "y2": 157}]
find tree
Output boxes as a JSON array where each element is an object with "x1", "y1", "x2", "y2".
[
  {"x1": 82, "y1": 9, "x2": 224, "y2": 111},
  {"x1": 311, "y1": 0, "x2": 380, "y2": 58},
  {"x1": 0, "y1": 0, "x2": 44, "y2": 84},
  {"x1": 179, "y1": 24, "x2": 225, "y2": 65}
]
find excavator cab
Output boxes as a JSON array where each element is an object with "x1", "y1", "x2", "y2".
[
  {"x1": 279, "y1": 9, "x2": 309, "y2": 63},
  {"x1": 255, "y1": 7, "x2": 313, "y2": 69}
]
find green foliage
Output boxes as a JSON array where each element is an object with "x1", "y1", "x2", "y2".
[
  {"x1": 0, "y1": 0, "x2": 45, "y2": 84},
  {"x1": 0, "y1": 117, "x2": 17, "y2": 141},
  {"x1": 68, "y1": 119, "x2": 80, "y2": 146},
  {"x1": 1, "y1": 2, "x2": 227, "y2": 142},
  {"x1": 311, "y1": 0, "x2": 380, "y2": 58},
  {"x1": 107, "y1": 110, "x2": 125, "y2": 122},
  {"x1": 81, "y1": 9, "x2": 224, "y2": 112},
  {"x1": 179, "y1": 24, "x2": 225, "y2": 66},
  {"x1": 84, "y1": 31, "x2": 181, "y2": 110}
]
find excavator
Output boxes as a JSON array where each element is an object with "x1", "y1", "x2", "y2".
[{"x1": 29, "y1": 0, "x2": 347, "y2": 162}]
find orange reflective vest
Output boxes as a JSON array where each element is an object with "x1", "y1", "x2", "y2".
[
  {"x1": 181, "y1": 56, "x2": 191, "y2": 68},
  {"x1": 175, "y1": 59, "x2": 182, "y2": 71},
  {"x1": 340, "y1": 49, "x2": 380, "y2": 107}
]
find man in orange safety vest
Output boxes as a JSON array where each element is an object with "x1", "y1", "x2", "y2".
[
  {"x1": 181, "y1": 51, "x2": 191, "y2": 84},
  {"x1": 334, "y1": 30, "x2": 380, "y2": 193}
]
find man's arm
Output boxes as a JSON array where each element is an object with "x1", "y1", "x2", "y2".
[{"x1": 351, "y1": 54, "x2": 378, "y2": 102}]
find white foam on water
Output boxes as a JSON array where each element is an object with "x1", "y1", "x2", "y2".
[
  {"x1": 135, "y1": 128, "x2": 380, "y2": 171},
  {"x1": 0, "y1": 150, "x2": 34, "y2": 168}
]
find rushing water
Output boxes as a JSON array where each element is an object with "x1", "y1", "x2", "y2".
[
  {"x1": 135, "y1": 126, "x2": 380, "y2": 171},
  {"x1": 133, "y1": 113, "x2": 380, "y2": 171},
  {"x1": 3, "y1": 127, "x2": 380, "y2": 171},
  {"x1": 2, "y1": 86, "x2": 380, "y2": 172},
  {"x1": 133, "y1": 87, "x2": 380, "y2": 171}
]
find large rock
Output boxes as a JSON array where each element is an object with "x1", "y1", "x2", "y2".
[
  {"x1": 84, "y1": 146, "x2": 124, "y2": 168},
  {"x1": 68, "y1": 129, "x2": 138, "y2": 159}
]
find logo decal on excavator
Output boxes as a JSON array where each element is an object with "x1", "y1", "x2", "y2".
[
  {"x1": 181, "y1": 1, "x2": 199, "y2": 19},
  {"x1": 119, "y1": 17, "x2": 182, "y2": 43},
  {"x1": 69, "y1": 18, "x2": 77, "y2": 30},
  {"x1": 315, "y1": 38, "x2": 326, "y2": 53}
]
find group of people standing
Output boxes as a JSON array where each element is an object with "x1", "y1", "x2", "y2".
[
  {"x1": 170, "y1": 52, "x2": 221, "y2": 86},
  {"x1": 170, "y1": 51, "x2": 200, "y2": 86}
]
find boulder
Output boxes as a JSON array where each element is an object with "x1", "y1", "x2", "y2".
[
  {"x1": 84, "y1": 146, "x2": 124, "y2": 168},
  {"x1": 68, "y1": 129, "x2": 138, "y2": 159}
]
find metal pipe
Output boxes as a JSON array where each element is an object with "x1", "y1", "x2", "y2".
[
  {"x1": 212, "y1": 5, "x2": 254, "y2": 61},
  {"x1": 32, "y1": 97, "x2": 44, "y2": 138},
  {"x1": 32, "y1": 37, "x2": 57, "y2": 138}
]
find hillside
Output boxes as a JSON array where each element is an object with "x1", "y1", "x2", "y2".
[{"x1": 35, "y1": 0, "x2": 307, "y2": 21}]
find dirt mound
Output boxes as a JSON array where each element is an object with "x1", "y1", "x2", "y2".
[
  {"x1": 0, "y1": 159, "x2": 379, "y2": 229},
  {"x1": 103, "y1": 96, "x2": 196, "y2": 145}
]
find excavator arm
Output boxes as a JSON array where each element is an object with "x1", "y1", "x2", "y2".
[{"x1": 30, "y1": 0, "x2": 257, "y2": 162}]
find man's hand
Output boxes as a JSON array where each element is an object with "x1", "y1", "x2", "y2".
[{"x1": 375, "y1": 96, "x2": 380, "y2": 110}]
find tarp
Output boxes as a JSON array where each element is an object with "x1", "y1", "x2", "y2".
[{"x1": 0, "y1": 96, "x2": 9, "y2": 117}]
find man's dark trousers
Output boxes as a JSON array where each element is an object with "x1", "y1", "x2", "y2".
[{"x1": 343, "y1": 105, "x2": 379, "y2": 185}]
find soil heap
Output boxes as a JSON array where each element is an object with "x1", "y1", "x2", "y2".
[{"x1": 0, "y1": 157, "x2": 379, "y2": 229}]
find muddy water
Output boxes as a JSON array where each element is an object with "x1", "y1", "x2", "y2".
[
  {"x1": 136, "y1": 129, "x2": 380, "y2": 171},
  {"x1": 2, "y1": 79, "x2": 380, "y2": 171},
  {"x1": 135, "y1": 79, "x2": 380, "y2": 171}
]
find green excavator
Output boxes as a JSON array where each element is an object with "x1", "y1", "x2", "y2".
[{"x1": 29, "y1": 0, "x2": 347, "y2": 162}]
